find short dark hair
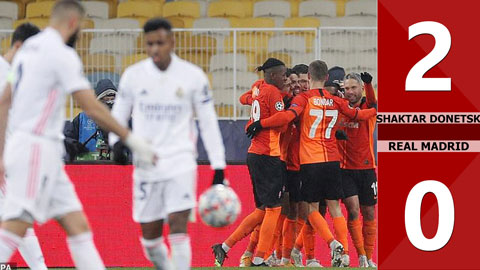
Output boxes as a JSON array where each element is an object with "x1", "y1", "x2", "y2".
[
  {"x1": 309, "y1": 60, "x2": 328, "y2": 81},
  {"x1": 11, "y1": 23, "x2": 40, "y2": 47},
  {"x1": 286, "y1": 68, "x2": 297, "y2": 77},
  {"x1": 292, "y1": 64, "x2": 308, "y2": 75},
  {"x1": 144, "y1": 18, "x2": 172, "y2": 33},
  {"x1": 52, "y1": 0, "x2": 85, "y2": 18}
]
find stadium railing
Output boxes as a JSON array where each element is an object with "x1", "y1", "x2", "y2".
[{"x1": 0, "y1": 27, "x2": 377, "y2": 121}]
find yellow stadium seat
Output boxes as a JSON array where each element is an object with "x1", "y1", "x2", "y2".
[
  {"x1": 11, "y1": 0, "x2": 26, "y2": 19},
  {"x1": 1, "y1": 37, "x2": 11, "y2": 55},
  {"x1": 117, "y1": 1, "x2": 161, "y2": 18},
  {"x1": 76, "y1": 31, "x2": 94, "y2": 57},
  {"x1": 242, "y1": 1, "x2": 253, "y2": 17},
  {"x1": 82, "y1": 54, "x2": 117, "y2": 73},
  {"x1": 229, "y1": 17, "x2": 275, "y2": 36},
  {"x1": 284, "y1": 17, "x2": 321, "y2": 28},
  {"x1": 121, "y1": 53, "x2": 148, "y2": 72},
  {"x1": 176, "y1": 35, "x2": 217, "y2": 54},
  {"x1": 169, "y1": 17, "x2": 185, "y2": 28},
  {"x1": 208, "y1": 1, "x2": 247, "y2": 18},
  {"x1": 336, "y1": 0, "x2": 346, "y2": 17},
  {"x1": 13, "y1": 18, "x2": 49, "y2": 29},
  {"x1": 177, "y1": 51, "x2": 212, "y2": 72},
  {"x1": 261, "y1": 52, "x2": 291, "y2": 67},
  {"x1": 224, "y1": 34, "x2": 269, "y2": 55},
  {"x1": 81, "y1": 19, "x2": 95, "y2": 29},
  {"x1": 26, "y1": 1, "x2": 54, "y2": 18},
  {"x1": 165, "y1": 16, "x2": 195, "y2": 28},
  {"x1": 162, "y1": 1, "x2": 200, "y2": 18},
  {"x1": 85, "y1": 0, "x2": 118, "y2": 18}
]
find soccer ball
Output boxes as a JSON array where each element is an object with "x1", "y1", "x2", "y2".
[{"x1": 198, "y1": 184, "x2": 241, "y2": 228}]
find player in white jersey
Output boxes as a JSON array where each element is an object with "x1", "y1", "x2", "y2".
[
  {"x1": 109, "y1": 18, "x2": 226, "y2": 270},
  {"x1": 0, "y1": 23, "x2": 48, "y2": 270},
  {"x1": 0, "y1": 1, "x2": 156, "y2": 269}
]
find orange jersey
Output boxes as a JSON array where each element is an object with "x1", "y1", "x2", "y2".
[
  {"x1": 286, "y1": 122, "x2": 300, "y2": 171},
  {"x1": 239, "y1": 79, "x2": 265, "y2": 105},
  {"x1": 338, "y1": 83, "x2": 377, "y2": 169},
  {"x1": 247, "y1": 82, "x2": 285, "y2": 156},
  {"x1": 279, "y1": 92, "x2": 292, "y2": 162}
]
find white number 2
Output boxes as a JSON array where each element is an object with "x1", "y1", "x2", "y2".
[
  {"x1": 308, "y1": 109, "x2": 338, "y2": 139},
  {"x1": 405, "y1": 180, "x2": 454, "y2": 251},
  {"x1": 406, "y1": 21, "x2": 451, "y2": 91}
]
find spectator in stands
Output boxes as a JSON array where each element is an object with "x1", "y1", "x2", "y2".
[
  {"x1": 325, "y1": 66, "x2": 346, "y2": 97},
  {"x1": 64, "y1": 79, "x2": 117, "y2": 159}
]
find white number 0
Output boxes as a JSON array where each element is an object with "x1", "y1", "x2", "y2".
[
  {"x1": 309, "y1": 109, "x2": 338, "y2": 139},
  {"x1": 405, "y1": 180, "x2": 454, "y2": 251},
  {"x1": 406, "y1": 21, "x2": 451, "y2": 91}
]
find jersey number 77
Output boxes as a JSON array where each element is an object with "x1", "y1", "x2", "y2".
[{"x1": 308, "y1": 109, "x2": 338, "y2": 139}]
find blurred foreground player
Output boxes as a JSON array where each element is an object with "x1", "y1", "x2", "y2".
[
  {"x1": 212, "y1": 58, "x2": 287, "y2": 267},
  {"x1": 0, "y1": 22, "x2": 47, "y2": 270},
  {"x1": 338, "y1": 72, "x2": 377, "y2": 267},
  {"x1": 110, "y1": 18, "x2": 226, "y2": 270},
  {"x1": 0, "y1": 1, "x2": 155, "y2": 268},
  {"x1": 247, "y1": 60, "x2": 377, "y2": 267}
]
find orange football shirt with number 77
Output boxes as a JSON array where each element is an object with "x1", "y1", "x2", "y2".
[{"x1": 260, "y1": 88, "x2": 377, "y2": 164}]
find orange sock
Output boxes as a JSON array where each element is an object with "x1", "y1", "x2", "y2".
[
  {"x1": 363, "y1": 219, "x2": 377, "y2": 260},
  {"x1": 333, "y1": 217, "x2": 349, "y2": 253},
  {"x1": 294, "y1": 219, "x2": 306, "y2": 250},
  {"x1": 282, "y1": 218, "x2": 296, "y2": 259},
  {"x1": 296, "y1": 218, "x2": 305, "y2": 238},
  {"x1": 225, "y1": 208, "x2": 265, "y2": 248},
  {"x1": 246, "y1": 224, "x2": 261, "y2": 253},
  {"x1": 304, "y1": 223, "x2": 316, "y2": 260},
  {"x1": 254, "y1": 207, "x2": 282, "y2": 259},
  {"x1": 263, "y1": 213, "x2": 285, "y2": 260},
  {"x1": 308, "y1": 211, "x2": 334, "y2": 244},
  {"x1": 275, "y1": 214, "x2": 286, "y2": 259},
  {"x1": 348, "y1": 219, "x2": 366, "y2": 256}
]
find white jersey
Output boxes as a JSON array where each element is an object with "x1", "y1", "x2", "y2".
[
  {"x1": 7, "y1": 27, "x2": 91, "y2": 141},
  {"x1": 110, "y1": 55, "x2": 226, "y2": 181},
  {"x1": 0, "y1": 55, "x2": 9, "y2": 95}
]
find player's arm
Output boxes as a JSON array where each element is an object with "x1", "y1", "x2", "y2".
[
  {"x1": 335, "y1": 96, "x2": 376, "y2": 121},
  {"x1": 261, "y1": 94, "x2": 306, "y2": 128},
  {"x1": 239, "y1": 89, "x2": 253, "y2": 105},
  {"x1": 194, "y1": 73, "x2": 226, "y2": 185},
  {"x1": 361, "y1": 72, "x2": 377, "y2": 106}
]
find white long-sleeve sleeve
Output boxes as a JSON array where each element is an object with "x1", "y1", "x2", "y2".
[
  {"x1": 193, "y1": 74, "x2": 226, "y2": 170},
  {"x1": 109, "y1": 71, "x2": 133, "y2": 146}
]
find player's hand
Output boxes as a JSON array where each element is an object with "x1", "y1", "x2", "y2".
[
  {"x1": 212, "y1": 169, "x2": 225, "y2": 185},
  {"x1": 283, "y1": 95, "x2": 292, "y2": 109},
  {"x1": 361, "y1": 72, "x2": 373, "y2": 84},
  {"x1": 124, "y1": 133, "x2": 158, "y2": 167},
  {"x1": 113, "y1": 141, "x2": 129, "y2": 165},
  {"x1": 246, "y1": 121, "x2": 263, "y2": 139},
  {"x1": 335, "y1": 130, "x2": 348, "y2": 140}
]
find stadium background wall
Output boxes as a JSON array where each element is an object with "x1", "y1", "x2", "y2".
[{"x1": 10, "y1": 165, "x2": 377, "y2": 267}]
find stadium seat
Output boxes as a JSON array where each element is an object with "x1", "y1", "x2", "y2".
[
  {"x1": 345, "y1": 0, "x2": 377, "y2": 17},
  {"x1": 26, "y1": 1, "x2": 54, "y2": 18},
  {"x1": 261, "y1": 52, "x2": 291, "y2": 67},
  {"x1": 0, "y1": 1, "x2": 19, "y2": 21},
  {"x1": 208, "y1": 1, "x2": 247, "y2": 18},
  {"x1": 284, "y1": 17, "x2": 319, "y2": 53},
  {"x1": 84, "y1": 0, "x2": 117, "y2": 18},
  {"x1": 320, "y1": 16, "x2": 376, "y2": 27},
  {"x1": 230, "y1": 17, "x2": 275, "y2": 36},
  {"x1": 121, "y1": 53, "x2": 147, "y2": 72},
  {"x1": 0, "y1": 18, "x2": 13, "y2": 32},
  {"x1": 176, "y1": 35, "x2": 217, "y2": 54},
  {"x1": 290, "y1": 52, "x2": 314, "y2": 66},
  {"x1": 268, "y1": 35, "x2": 306, "y2": 54},
  {"x1": 0, "y1": 36, "x2": 11, "y2": 55},
  {"x1": 82, "y1": 53, "x2": 117, "y2": 73},
  {"x1": 86, "y1": 71, "x2": 120, "y2": 87},
  {"x1": 117, "y1": 1, "x2": 161, "y2": 19},
  {"x1": 178, "y1": 51, "x2": 213, "y2": 72},
  {"x1": 336, "y1": 0, "x2": 346, "y2": 16},
  {"x1": 165, "y1": 16, "x2": 195, "y2": 28},
  {"x1": 224, "y1": 34, "x2": 270, "y2": 55},
  {"x1": 82, "y1": 1, "x2": 109, "y2": 20},
  {"x1": 95, "y1": 18, "x2": 140, "y2": 32},
  {"x1": 90, "y1": 35, "x2": 136, "y2": 55},
  {"x1": 76, "y1": 31, "x2": 94, "y2": 57},
  {"x1": 299, "y1": 0, "x2": 337, "y2": 17},
  {"x1": 163, "y1": 1, "x2": 200, "y2": 18},
  {"x1": 253, "y1": 1, "x2": 290, "y2": 18},
  {"x1": 192, "y1": 18, "x2": 231, "y2": 36},
  {"x1": 209, "y1": 53, "x2": 249, "y2": 72},
  {"x1": 168, "y1": 17, "x2": 186, "y2": 28},
  {"x1": 13, "y1": 18, "x2": 49, "y2": 29}
]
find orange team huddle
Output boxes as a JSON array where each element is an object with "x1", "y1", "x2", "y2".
[{"x1": 212, "y1": 58, "x2": 378, "y2": 268}]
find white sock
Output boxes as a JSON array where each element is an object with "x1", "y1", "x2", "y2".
[
  {"x1": 18, "y1": 228, "x2": 47, "y2": 270},
  {"x1": 141, "y1": 237, "x2": 172, "y2": 270},
  {"x1": 169, "y1": 233, "x2": 191, "y2": 270},
  {"x1": 67, "y1": 231, "x2": 105, "y2": 270},
  {"x1": 0, "y1": 229, "x2": 22, "y2": 261},
  {"x1": 221, "y1": 242, "x2": 230, "y2": 253},
  {"x1": 252, "y1": 257, "x2": 264, "y2": 265}
]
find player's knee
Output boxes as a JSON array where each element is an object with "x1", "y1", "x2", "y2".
[
  {"x1": 361, "y1": 205, "x2": 375, "y2": 221},
  {"x1": 168, "y1": 210, "x2": 190, "y2": 234},
  {"x1": 141, "y1": 220, "x2": 164, "y2": 240},
  {"x1": 1, "y1": 219, "x2": 30, "y2": 238},
  {"x1": 57, "y1": 211, "x2": 90, "y2": 236}
]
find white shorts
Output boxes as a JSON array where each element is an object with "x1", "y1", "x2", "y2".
[
  {"x1": 2, "y1": 133, "x2": 83, "y2": 224},
  {"x1": 133, "y1": 170, "x2": 196, "y2": 223}
]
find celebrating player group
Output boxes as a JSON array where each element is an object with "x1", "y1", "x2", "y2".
[
  {"x1": 211, "y1": 58, "x2": 378, "y2": 267},
  {"x1": 0, "y1": 0, "x2": 377, "y2": 269}
]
